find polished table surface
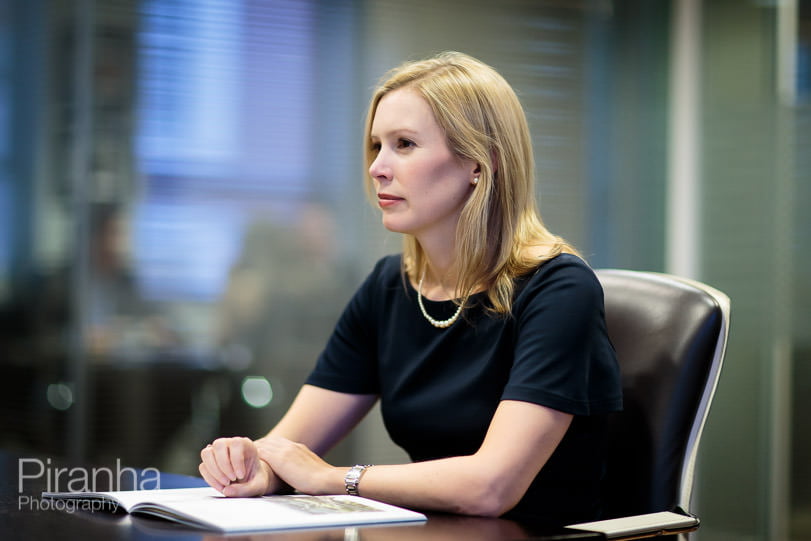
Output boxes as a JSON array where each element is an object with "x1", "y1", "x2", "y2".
[{"x1": 1, "y1": 451, "x2": 606, "y2": 541}]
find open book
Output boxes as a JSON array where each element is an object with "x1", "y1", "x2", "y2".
[
  {"x1": 42, "y1": 486, "x2": 427, "y2": 533},
  {"x1": 566, "y1": 510, "x2": 699, "y2": 538}
]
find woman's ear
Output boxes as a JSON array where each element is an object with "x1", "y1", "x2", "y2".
[
  {"x1": 471, "y1": 163, "x2": 482, "y2": 185},
  {"x1": 473, "y1": 155, "x2": 497, "y2": 179}
]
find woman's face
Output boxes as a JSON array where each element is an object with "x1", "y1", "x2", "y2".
[{"x1": 368, "y1": 88, "x2": 477, "y2": 241}]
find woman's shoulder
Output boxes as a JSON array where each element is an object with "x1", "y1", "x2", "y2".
[
  {"x1": 536, "y1": 252, "x2": 594, "y2": 275},
  {"x1": 369, "y1": 253, "x2": 403, "y2": 279},
  {"x1": 514, "y1": 252, "x2": 602, "y2": 304},
  {"x1": 357, "y1": 254, "x2": 404, "y2": 294},
  {"x1": 522, "y1": 251, "x2": 595, "y2": 278},
  {"x1": 343, "y1": 254, "x2": 403, "y2": 316}
]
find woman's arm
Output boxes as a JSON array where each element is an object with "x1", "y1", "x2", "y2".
[
  {"x1": 199, "y1": 384, "x2": 377, "y2": 496},
  {"x1": 257, "y1": 398, "x2": 572, "y2": 517}
]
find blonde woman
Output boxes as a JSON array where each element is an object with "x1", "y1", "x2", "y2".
[{"x1": 199, "y1": 52, "x2": 622, "y2": 525}]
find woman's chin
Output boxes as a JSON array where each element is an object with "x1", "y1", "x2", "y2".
[{"x1": 380, "y1": 217, "x2": 410, "y2": 235}]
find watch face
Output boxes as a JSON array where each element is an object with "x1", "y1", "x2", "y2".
[{"x1": 345, "y1": 465, "x2": 369, "y2": 494}]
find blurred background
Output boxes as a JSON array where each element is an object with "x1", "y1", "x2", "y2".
[{"x1": 0, "y1": 0, "x2": 808, "y2": 539}]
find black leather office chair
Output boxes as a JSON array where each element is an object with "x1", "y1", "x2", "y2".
[{"x1": 595, "y1": 270, "x2": 730, "y2": 528}]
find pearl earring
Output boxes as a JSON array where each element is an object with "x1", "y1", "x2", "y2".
[{"x1": 472, "y1": 177, "x2": 479, "y2": 185}]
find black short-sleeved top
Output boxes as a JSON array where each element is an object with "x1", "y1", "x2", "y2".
[{"x1": 306, "y1": 253, "x2": 622, "y2": 524}]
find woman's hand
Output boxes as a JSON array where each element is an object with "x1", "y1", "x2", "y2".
[
  {"x1": 256, "y1": 435, "x2": 342, "y2": 495},
  {"x1": 198, "y1": 387, "x2": 376, "y2": 499},
  {"x1": 199, "y1": 437, "x2": 282, "y2": 497}
]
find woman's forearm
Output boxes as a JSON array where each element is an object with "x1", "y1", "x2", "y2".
[
  {"x1": 257, "y1": 400, "x2": 572, "y2": 517},
  {"x1": 335, "y1": 455, "x2": 519, "y2": 517}
]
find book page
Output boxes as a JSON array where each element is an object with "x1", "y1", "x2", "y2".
[
  {"x1": 149, "y1": 493, "x2": 426, "y2": 532},
  {"x1": 42, "y1": 486, "x2": 222, "y2": 513},
  {"x1": 42, "y1": 487, "x2": 427, "y2": 532},
  {"x1": 105, "y1": 486, "x2": 223, "y2": 513}
]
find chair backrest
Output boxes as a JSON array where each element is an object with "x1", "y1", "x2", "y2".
[{"x1": 595, "y1": 269, "x2": 730, "y2": 519}]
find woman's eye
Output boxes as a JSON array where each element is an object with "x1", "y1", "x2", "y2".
[
  {"x1": 397, "y1": 138, "x2": 415, "y2": 149},
  {"x1": 369, "y1": 141, "x2": 381, "y2": 153}
]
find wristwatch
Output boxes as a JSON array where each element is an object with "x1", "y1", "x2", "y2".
[{"x1": 344, "y1": 464, "x2": 372, "y2": 496}]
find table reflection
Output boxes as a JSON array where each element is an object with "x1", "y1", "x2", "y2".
[{"x1": 128, "y1": 512, "x2": 530, "y2": 541}]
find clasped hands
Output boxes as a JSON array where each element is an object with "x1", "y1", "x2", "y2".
[{"x1": 199, "y1": 436, "x2": 338, "y2": 497}]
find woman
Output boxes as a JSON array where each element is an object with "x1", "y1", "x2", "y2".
[{"x1": 199, "y1": 51, "x2": 622, "y2": 525}]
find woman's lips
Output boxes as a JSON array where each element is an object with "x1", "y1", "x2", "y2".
[{"x1": 377, "y1": 193, "x2": 404, "y2": 208}]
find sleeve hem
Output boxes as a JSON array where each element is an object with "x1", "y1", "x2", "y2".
[
  {"x1": 501, "y1": 385, "x2": 622, "y2": 416},
  {"x1": 304, "y1": 374, "x2": 379, "y2": 395}
]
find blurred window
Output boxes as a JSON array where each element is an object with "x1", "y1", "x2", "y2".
[
  {"x1": 136, "y1": 0, "x2": 242, "y2": 178},
  {"x1": 133, "y1": 0, "x2": 316, "y2": 301}
]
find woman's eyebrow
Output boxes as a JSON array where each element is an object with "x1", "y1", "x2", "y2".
[{"x1": 369, "y1": 128, "x2": 420, "y2": 139}]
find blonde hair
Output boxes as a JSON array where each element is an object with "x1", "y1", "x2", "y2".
[{"x1": 363, "y1": 51, "x2": 578, "y2": 314}]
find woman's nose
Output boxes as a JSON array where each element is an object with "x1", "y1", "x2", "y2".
[{"x1": 369, "y1": 151, "x2": 391, "y2": 182}]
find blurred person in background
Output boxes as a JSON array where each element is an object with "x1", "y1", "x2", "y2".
[
  {"x1": 82, "y1": 203, "x2": 180, "y2": 360},
  {"x1": 214, "y1": 201, "x2": 353, "y2": 388},
  {"x1": 199, "y1": 52, "x2": 622, "y2": 526},
  {"x1": 84, "y1": 203, "x2": 169, "y2": 358},
  {"x1": 0, "y1": 203, "x2": 180, "y2": 365}
]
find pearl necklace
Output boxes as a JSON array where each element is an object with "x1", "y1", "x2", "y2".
[{"x1": 417, "y1": 275, "x2": 466, "y2": 329}]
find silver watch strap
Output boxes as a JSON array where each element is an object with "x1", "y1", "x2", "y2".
[{"x1": 344, "y1": 464, "x2": 372, "y2": 496}]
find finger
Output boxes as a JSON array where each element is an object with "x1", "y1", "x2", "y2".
[
  {"x1": 200, "y1": 444, "x2": 229, "y2": 487},
  {"x1": 211, "y1": 439, "x2": 239, "y2": 482},
  {"x1": 201, "y1": 442, "x2": 233, "y2": 486},
  {"x1": 228, "y1": 438, "x2": 252, "y2": 480},
  {"x1": 198, "y1": 462, "x2": 225, "y2": 493},
  {"x1": 222, "y1": 460, "x2": 273, "y2": 498},
  {"x1": 221, "y1": 477, "x2": 262, "y2": 498}
]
